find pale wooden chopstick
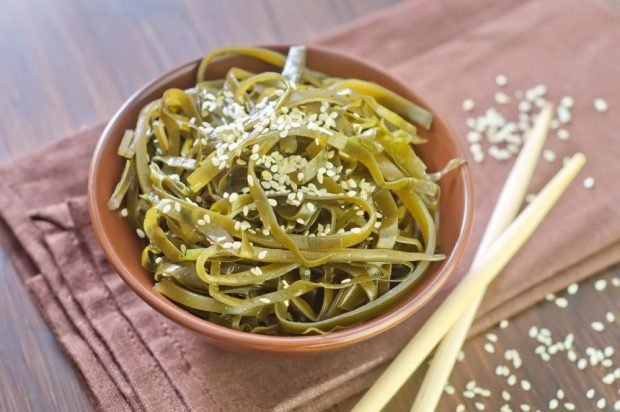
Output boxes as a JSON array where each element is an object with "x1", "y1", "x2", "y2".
[
  {"x1": 352, "y1": 152, "x2": 586, "y2": 412},
  {"x1": 410, "y1": 103, "x2": 554, "y2": 412}
]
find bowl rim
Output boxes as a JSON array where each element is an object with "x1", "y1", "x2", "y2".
[{"x1": 88, "y1": 44, "x2": 474, "y2": 353}]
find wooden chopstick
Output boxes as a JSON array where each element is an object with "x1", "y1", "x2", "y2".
[
  {"x1": 410, "y1": 103, "x2": 554, "y2": 412},
  {"x1": 352, "y1": 152, "x2": 586, "y2": 412}
]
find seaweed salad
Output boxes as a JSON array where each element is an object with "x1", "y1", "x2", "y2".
[{"x1": 108, "y1": 46, "x2": 461, "y2": 335}]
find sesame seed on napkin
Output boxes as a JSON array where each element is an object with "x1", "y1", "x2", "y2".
[{"x1": 1, "y1": 0, "x2": 620, "y2": 410}]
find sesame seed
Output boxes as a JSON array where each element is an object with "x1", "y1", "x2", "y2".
[
  {"x1": 543, "y1": 149, "x2": 556, "y2": 162},
  {"x1": 259, "y1": 297, "x2": 271, "y2": 304},
  {"x1": 467, "y1": 131, "x2": 482, "y2": 143},
  {"x1": 120, "y1": 208, "x2": 128, "y2": 217},
  {"x1": 496, "y1": 74, "x2": 508, "y2": 86},
  {"x1": 174, "y1": 202, "x2": 181, "y2": 212},
  {"x1": 560, "y1": 96, "x2": 574, "y2": 108},
  {"x1": 557, "y1": 389, "x2": 565, "y2": 399},
  {"x1": 456, "y1": 405, "x2": 465, "y2": 412},
  {"x1": 136, "y1": 229, "x2": 145, "y2": 238},
  {"x1": 534, "y1": 97, "x2": 547, "y2": 108},
  {"x1": 162, "y1": 204, "x2": 171, "y2": 214},
  {"x1": 593, "y1": 98, "x2": 608, "y2": 112},
  {"x1": 197, "y1": 219, "x2": 206, "y2": 225},
  {"x1": 614, "y1": 400, "x2": 620, "y2": 411},
  {"x1": 203, "y1": 214, "x2": 211, "y2": 223},
  {"x1": 500, "y1": 319, "x2": 509, "y2": 329},
  {"x1": 257, "y1": 250, "x2": 267, "y2": 260},
  {"x1": 475, "y1": 402, "x2": 485, "y2": 411},
  {"x1": 507, "y1": 375, "x2": 517, "y2": 386},
  {"x1": 549, "y1": 399, "x2": 559, "y2": 410},
  {"x1": 341, "y1": 278, "x2": 352, "y2": 284},
  {"x1": 595, "y1": 279, "x2": 607, "y2": 291},
  {"x1": 484, "y1": 343, "x2": 495, "y2": 353},
  {"x1": 229, "y1": 193, "x2": 239, "y2": 202},
  {"x1": 597, "y1": 398, "x2": 607, "y2": 409},
  {"x1": 583, "y1": 176, "x2": 595, "y2": 189},
  {"x1": 444, "y1": 384, "x2": 455, "y2": 395},
  {"x1": 557, "y1": 129, "x2": 570, "y2": 140},
  {"x1": 502, "y1": 391, "x2": 511, "y2": 401},
  {"x1": 578, "y1": 359, "x2": 588, "y2": 369},
  {"x1": 606, "y1": 312, "x2": 616, "y2": 323},
  {"x1": 557, "y1": 106, "x2": 572, "y2": 123},
  {"x1": 268, "y1": 199, "x2": 277, "y2": 207},
  {"x1": 564, "y1": 402, "x2": 575, "y2": 411},
  {"x1": 518, "y1": 100, "x2": 531, "y2": 112},
  {"x1": 495, "y1": 91, "x2": 511, "y2": 104},
  {"x1": 521, "y1": 380, "x2": 531, "y2": 391},
  {"x1": 567, "y1": 283, "x2": 579, "y2": 295},
  {"x1": 555, "y1": 297, "x2": 568, "y2": 308},
  {"x1": 462, "y1": 99, "x2": 475, "y2": 112},
  {"x1": 155, "y1": 257, "x2": 163, "y2": 264},
  {"x1": 351, "y1": 227, "x2": 361, "y2": 234}
]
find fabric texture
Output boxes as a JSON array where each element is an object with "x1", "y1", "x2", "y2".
[{"x1": 1, "y1": 0, "x2": 619, "y2": 410}]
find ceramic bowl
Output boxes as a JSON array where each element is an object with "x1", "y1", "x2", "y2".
[{"x1": 88, "y1": 45, "x2": 473, "y2": 355}]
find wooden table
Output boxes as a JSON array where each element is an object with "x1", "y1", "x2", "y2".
[{"x1": 0, "y1": 0, "x2": 618, "y2": 411}]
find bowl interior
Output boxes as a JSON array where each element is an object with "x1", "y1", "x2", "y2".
[{"x1": 89, "y1": 46, "x2": 472, "y2": 354}]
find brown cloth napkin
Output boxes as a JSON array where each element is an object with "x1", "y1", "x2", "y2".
[{"x1": 2, "y1": 0, "x2": 620, "y2": 410}]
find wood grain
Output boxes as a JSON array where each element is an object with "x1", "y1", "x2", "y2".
[
  {"x1": 0, "y1": 1, "x2": 402, "y2": 411},
  {"x1": 0, "y1": 0, "x2": 618, "y2": 411},
  {"x1": 335, "y1": 267, "x2": 620, "y2": 411}
]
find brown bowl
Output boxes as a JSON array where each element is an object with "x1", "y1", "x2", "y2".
[{"x1": 88, "y1": 45, "x2": 473, "y2": 355}]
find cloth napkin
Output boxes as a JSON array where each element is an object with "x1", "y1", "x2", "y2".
[{"x1": 1, "y1": 0, "x2": 620, "y2": 410}]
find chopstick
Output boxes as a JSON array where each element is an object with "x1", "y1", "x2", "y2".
[
  {"x1": 410, "y1": 103, "x2": 554, "y2": 412},
  {"x1": 352, "y1": 152, "x2": 586, "y2": 412}
]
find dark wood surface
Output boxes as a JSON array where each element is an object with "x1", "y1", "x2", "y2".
[{"x1": 0, "y1": 1, "x2": 618, "y2": 411}]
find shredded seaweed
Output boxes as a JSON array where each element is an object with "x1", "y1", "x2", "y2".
[{"x1": 108, "y1": 45, "x2": 461, "y2": 335}]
